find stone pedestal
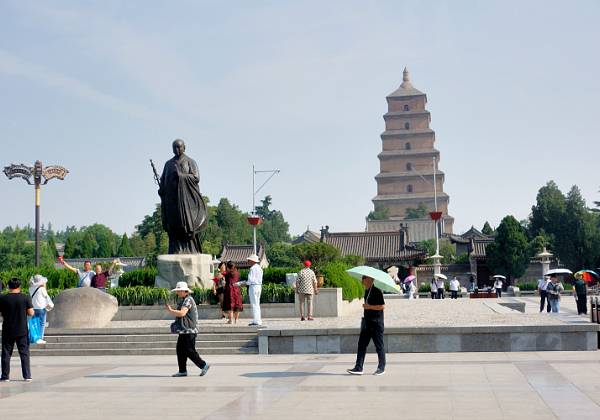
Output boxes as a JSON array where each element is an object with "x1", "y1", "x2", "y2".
[
  {"x1": 48, "y1": 288, "x2": 118, "y2": 328},
  {"x1": 155, "y1": 254, "x2": 213, "y2": 289}
]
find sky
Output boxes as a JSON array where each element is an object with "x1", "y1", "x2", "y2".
[{"x1": 1, "y1": 0, "x2": 599, "y2": 238}]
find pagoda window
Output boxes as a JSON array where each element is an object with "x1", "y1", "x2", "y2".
[
  {"x1": 404, "y1": 104, "x2": 410, "y2": 111},
  {"x1": 405, "y1": 142, "x2": 411, "y2": 150},
  {"x1": 407, "y1": 184, "x2": 413, "y2": 193},
  {"x1": 404, "y1": 122, "x2": 410, "y2": 130},
  {"x1": 406, "y1": 163, "x2": 413, "y2": 171}
]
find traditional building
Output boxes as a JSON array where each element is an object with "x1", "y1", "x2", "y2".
[
  {"x1": 319, "y1": 226, "x2": 427, "y2": 270},
  {"x1": 368, "y1": 68, "x2": 454, "y2": 237},
  {"x1": 219, "y1": 243, "x2": 269, "y2": 269}
]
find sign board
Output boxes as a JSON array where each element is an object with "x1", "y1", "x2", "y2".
[
  {"x1": 3, "y1": 164, "x2": 33, "y2": 184},
  {"x1": 42, "y1": 166, "x2": 69, "y2": 182}
]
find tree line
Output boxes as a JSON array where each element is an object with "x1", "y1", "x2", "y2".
[{"x1": 0, "y1": 195, "x2": 290, "y2": 270}]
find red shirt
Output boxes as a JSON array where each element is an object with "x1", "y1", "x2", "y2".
[{"x1": 91, "y1": 271, "x2": 110, "y2": 288}]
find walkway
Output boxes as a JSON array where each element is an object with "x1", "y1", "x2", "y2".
[{"x1": 1, "y1": 352, "x2": 600, "y2": 419}]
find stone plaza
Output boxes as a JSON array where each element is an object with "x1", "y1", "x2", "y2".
[{"x1": 1, "y1": 351, "x2": 600, "y2": 419}]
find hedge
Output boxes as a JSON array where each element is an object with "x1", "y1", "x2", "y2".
[
  {"x1": 119, "y1": 267, "x2": 157, "y2": 287},
  {"x1": 0, "y1": 266, "x2": 78, "y2": 291},
  {"x1": 44, "y1": 284, "x2": 295, "y2": 306},
  {"x1": 322, "y1": 261, "x2": 364, "y2": 301}
]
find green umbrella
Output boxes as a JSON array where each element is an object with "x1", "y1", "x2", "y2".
[{"x1": 346, "y1": 266, "x2": 401, "y2": 294}]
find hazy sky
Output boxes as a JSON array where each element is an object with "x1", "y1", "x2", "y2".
[{"x1": 1, "y1": 1, "x2": 599, "y2": 238}]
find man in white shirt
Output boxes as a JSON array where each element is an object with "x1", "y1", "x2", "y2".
[
  {"x1": 246, "y1": 254, "x2": 263, "y2": 326},
  {"x1": 449, "y1": 277, "x2": 460, "y2": 299},
  {"x1": 537, "y1": 276, "x2": 551, "y2": 313}
]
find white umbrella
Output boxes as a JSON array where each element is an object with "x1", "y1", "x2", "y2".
[
  {"x1": 546, "y1": 268, "x2": 573, "y2": 275},
  {"x1": 492, "y1": 275, "x2": 506, "y2": 279},
  {"x1": 434, "y1": 273, "x2": 447, "y2": 280}
]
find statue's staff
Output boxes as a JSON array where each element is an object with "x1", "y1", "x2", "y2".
[{"x1": 150, "y1": 159, "x2": 161, "y2": 187}]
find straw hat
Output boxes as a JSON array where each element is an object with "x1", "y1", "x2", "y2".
[
  {"x1": 29, "y1": 274, "x2": 48, "y2": 287},
  {"x1": 247, "y1": 254, "x2": 260, "y2": 263},
  {"x1": 171, "y1": 282, "x2": 191, "y2": 292}
]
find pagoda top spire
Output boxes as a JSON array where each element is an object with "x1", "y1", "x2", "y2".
[
  {"x1": 400, "y1": 67, "x2": 413, "y2": 89},
  {"x1": 387, "y1": 66, "x2": 424, "y2": 98}
]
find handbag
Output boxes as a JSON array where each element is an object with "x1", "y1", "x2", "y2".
[
  {"x1": 28, "y1": 316, "x2": 42, "y2": 343},
  {"x1": 170, "y1": 319, "x2": 183, "y2": 334}
]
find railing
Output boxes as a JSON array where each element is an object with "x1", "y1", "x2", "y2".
[{"x1": 591, "y1": 297, "x2": 600, "y2": 324}]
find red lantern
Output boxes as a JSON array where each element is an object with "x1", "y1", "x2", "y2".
[
  {"x1": 247, "y1": 215, "x2": 262, "y2": 226},
  {"x1": 429, "y1": 211, "x2": 443, "y2": 221}
]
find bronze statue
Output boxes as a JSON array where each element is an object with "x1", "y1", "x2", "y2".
[{"x1": 154, "y1": 139, "x2": 207, "y2": 254}]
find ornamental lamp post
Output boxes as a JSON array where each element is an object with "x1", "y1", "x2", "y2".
[
  {"x1": 249, "y1": 164, "x2": 280, "y2": 255},
  {"x1": 3, "y1": 161, "x2": 69, "y2": 267}
]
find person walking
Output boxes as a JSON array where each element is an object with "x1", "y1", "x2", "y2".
[
  {"x1": 435, "y1": 276, "x2": 445, "y2": 299},
  {"x1": 573, "y1": 276, "x2": 588, "y2": 315},
  {"x1": 347, "y1": 275, "x2": 386, "y2": 376},
  {"x1": 546, "y1": 275, "x2": 564, "y2": 313},
  {"x1": 449, "y1": 277, "x2": 460, "y2": 299},
  {"x1": 537, "y1": 276, "x2": 551, "y2": 313},
  {"x1": 244, "y1": 254, "x2": 263, "y2": 327},
  {"x1": 469, "y1": 275, "x2": 476, "y2": 292},
  {"x1": 28, "y1": 275, "x2": 54, "y2": 344},
  {"x1": 60, "y1": 259, "x2": 95, "y2": 287},
  {"x1": 429, "y1": 278, "x2": 437, "y2": 299},
  {"x1": 90, "y1": 260, "x2": 118, "y2": 291},
  {"x1": 0, "y1": 278, "x2": 34, "y2": 382},
  {"x1": 296, "y1": 260, "x2": 319, "y2": 320},
  {"x1": 222, "y1": 262, "x2": 243, "y2": 324},
  {"x1": 493, "y1": 277, "x2": 503, "y2": 298},
  {"x1": 166, "y1": 282, "x2": 210, "y2": 377},
  {"x1": 387, "y1": 266, "x2": 400, "y2": 286}
]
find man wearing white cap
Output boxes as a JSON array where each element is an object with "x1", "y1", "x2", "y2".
[{"x1": 241, "y1": 254, "x2": 263, "y2": 326}]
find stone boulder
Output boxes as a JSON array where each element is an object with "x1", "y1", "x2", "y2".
[
  {"x1": 155, "y1": 254, "x2": 213, "y2": 290},
  {"x1": 47, "y1": 288, "x2": 118, "y2": 328}
]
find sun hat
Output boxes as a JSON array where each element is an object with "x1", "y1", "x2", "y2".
[
  {"x1": 29, "y1": 274, "x2": 48, "y2": 287},
  {"x1": 247, "y1": 254, "x2": 260, "y2": 263},
  {"x1": 303, "y1": 260, "x2": 311, "y2": 267},
  {"x1": 171, "y1": 282, "x2": 191, "y2": 292}
]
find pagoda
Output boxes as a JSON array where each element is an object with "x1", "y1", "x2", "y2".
[{"x1": 368, "y1": 68, "x2": 454, "y2": 239}]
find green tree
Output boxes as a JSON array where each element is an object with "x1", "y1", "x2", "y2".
[
  {"x1": 482, "y1": 221, "x2": 494, "y2": 236},
  {"x1": 367, "y1": 206, "x2": 389, "y2": 221},
  {"x1": 117, "y1": 234, "x2": 134, "y2": 257},
  {"x1": 216, "y1": 198, "x2": 252, "y2": 245},
  {"x1": 555, "y1": 186, "x2": 599, "y2": 269},
  {"x1": 255, "y1": 196, "x2": 291, "y2": 247},
  {"x1": 405, "y1": 202, "x2": 429, "y2": 219},
  {"x1": 418, "y1": 239, "x2": 455, "y2": 264},
  {"x1": 486, "y1": 215, "x2": 531, "y2": 283},
  {"x1": 529, "y1": 180, "x2": 566, "y2": 246},
  {"x1": 293, "y1": 242, "x2": 340, "y2": 274},
  {"x1": 46, "y1": 234, "x2": 59, "y2": 260},
  {"x1": 268, "y1": 242, "x2": 301, "y2": 267},
  {"x1": 129, "y1": 234, "x2": 146, "y2": 256}
]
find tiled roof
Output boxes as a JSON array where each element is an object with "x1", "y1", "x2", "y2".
[
  {"x1": 470, "y1": 239, "x2": 494, "y2": 258},
  {"x1": 461, "y1": 226, "x2": 490, "y2": 240},
  {"x1": 220, "y1": 244, "x2": 267, "y2": 269},
  {"x1": 292, "y1": 230, "x2": 320, "y2": 245},
  {"x1": 322, "y1": 231, "x2": 427, "y2": 263},
  {"x1": 381, "y1": 129, "x2": 434, "y2": 137}
]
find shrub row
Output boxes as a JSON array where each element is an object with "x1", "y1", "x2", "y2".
[
  {"x1": 46, "y1": 284, "x2": 295, "y2": 306},
  {"x1": 322, "y1": 261, "x2": 364, "y2": 302}
]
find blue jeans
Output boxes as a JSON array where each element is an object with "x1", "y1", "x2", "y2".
[
  {"x1": 33, "y1": 309, "x2": 47, "y2": 339},
  {"x1": 549, "y1": 299, "x2": 560, "y2": 313}
]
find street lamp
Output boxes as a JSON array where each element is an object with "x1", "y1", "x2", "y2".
[
  {"x1": 3, "y1": 161, "x2": 69, "y2": 266},
  {"x1": 249, "y1": 164, "x2": 280, "y2": 254}
]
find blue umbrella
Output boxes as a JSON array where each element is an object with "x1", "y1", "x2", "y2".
[{"x1": 346, "y1": 266, "x2": 401, "y2": 293}]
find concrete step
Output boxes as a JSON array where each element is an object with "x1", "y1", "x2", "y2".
[
  {"x1": 43, "y1": 326, "x2": 259, "y2": 335},
  {"x1": 40, "y1": 333, "x2": 257, "y2": 343},
  {"x1": 33, "y1": 339, "x2": 256, "y2": 350},
  {"x1": 28, "y1": 347, "x2": 258, "y2": 357}
]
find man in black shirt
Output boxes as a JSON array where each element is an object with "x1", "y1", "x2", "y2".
[
  {"x1": 0, "y1": 278, "x2": 34, "y2": 382},
  {"x1": 347, "y1": 275, "x2": 386, "y2": 376},
  {"x1": 573, "y1": 278, "x2": 588, "y2": 315}
]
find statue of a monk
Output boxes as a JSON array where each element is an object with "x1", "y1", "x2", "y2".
[{"x1": 158, "y1": 139, "x2": 207, "y2": 254}]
